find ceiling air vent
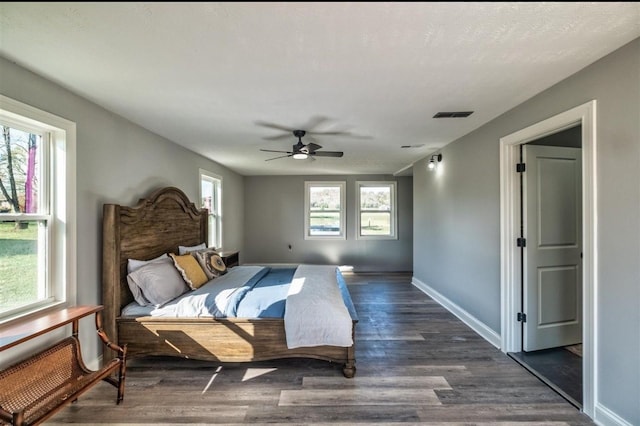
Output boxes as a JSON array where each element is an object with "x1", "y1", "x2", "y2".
[
  {"x1": 401, "y1": 144, "x2": 425, "y2": 149},
  {"x1": 433, "y1": 111, "x2": 474, "y2": 118}
]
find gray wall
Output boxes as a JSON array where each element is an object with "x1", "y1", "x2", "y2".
[
  {"x1": 0, "y1": 56, "x2": 245, "y2": 365},
  {"x1": 413, "y1": 38, "x2": 639, "y2": 423},
  {"x1": 244, "y1": 175, "x2": 413, "y2": 272}
]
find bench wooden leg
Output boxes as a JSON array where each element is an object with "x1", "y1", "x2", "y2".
[
  {"x1": 95, "y1": 311, "x2": 127, "y2": 404},
  {"x1": 116, "y1": 346, "x2": 127, "y2": 404}
]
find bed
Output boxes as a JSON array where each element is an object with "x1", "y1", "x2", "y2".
[{"x1": 102, "y1": 186, "x2": 357, "y2": 377}]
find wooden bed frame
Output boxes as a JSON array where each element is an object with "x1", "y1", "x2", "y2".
[{"x1": 102, "y1": 186, "x2": 357, "y2": 377}]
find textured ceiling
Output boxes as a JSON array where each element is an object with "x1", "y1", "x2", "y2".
[{"x1": 1, "y1": 2, "x2": 639, "y2": 176}]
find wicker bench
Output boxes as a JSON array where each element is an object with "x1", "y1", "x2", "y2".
[{"x1": 0, "y1": 306, "x2": 126, "y2": 426}]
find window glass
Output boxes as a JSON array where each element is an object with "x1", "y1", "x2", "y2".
[
  {"x1": 305, "y1": 182, "x2": 346, "y2": 239},
  {"x1": 357, "y1": 182, "x2": 397, "y2": 239},
  {"x1": 200, "y1": 171, "x2": 222, "y2": 249},
  {"x1": 0, "y1": 125, "x2": 50, "y2": 315}
]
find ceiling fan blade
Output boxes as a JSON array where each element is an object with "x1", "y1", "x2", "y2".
[
  {"x1": 312, "y1": 151, "x2": 344, "y2": 157},
  {"x1": 305, "y1": 142, "x2": 322, "y2": 153},
  {"x1": 265, "y1": 154, "x2": 294, "y2": 161},
  {"x1": 307, "y1": 130, "x2": 350, "y2": 136},
  {"x1": 260, "y1": 149, "x2": 293, "y2": 154},
  {"x1": 255, "y1": 120, "x2": 294, "y2": 132},
  {"x1": 302, "y1": 115, "x2": 331, "y2": 131},
  {"x1": 307, "y1": 129, "x2": 373, "y2": 139},
  {"x1": 262, "y1": 133, "x2": 293, "y2": 141}
]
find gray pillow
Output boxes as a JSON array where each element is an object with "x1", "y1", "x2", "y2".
[
  {"x1": 126, "y1": 260, "x2": 189, "y2": 307},
  {"x1": 178, "y1": 242, "x2": 206, "y2": 255},
  {"x1": 127, "y1": 253, "x2": 170, "y2": 274}
]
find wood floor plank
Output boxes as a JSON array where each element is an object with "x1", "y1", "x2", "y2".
[
  {"x1": 416, "y1": 403, "x2": 593, "y2": 423},
  {"x1": 279, "y1": 388, "x2": 442, "y2": 406},
  {"x1": 44, "y1": 272, "x2": 593, "y2": 425},
  {"x1": 301, "y1": 375, "x2": 451, "y2": 389}
]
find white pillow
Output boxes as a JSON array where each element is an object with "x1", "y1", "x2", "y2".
[
  {"x1": 126, "y1": 261, "x2": 190, "y2": 307},
  {"x1": 127, "y1": 253, "x2": 170, "y2": 274},
  {"x1": 178, "y1": 242, "x2": 207, "y2": 255}
]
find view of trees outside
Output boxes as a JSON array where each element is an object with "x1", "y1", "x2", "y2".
[
  {"x1": 1, "y1": 125, "x2": 41, "y2": 313},
  {"x1": 360, "y1": 186, "x2": 391, "y2": 235},
  {"x1": 1, "y1": 127, "x2": 39, "y2": 214},
  {"x1": 309, "y1": 186, "x2": 341, "y2": 235}
]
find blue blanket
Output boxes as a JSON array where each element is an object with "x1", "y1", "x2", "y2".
[{"x1": 232, "y1": 267, "x2": 295, "y2": 317}]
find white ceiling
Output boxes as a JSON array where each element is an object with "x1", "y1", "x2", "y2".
[{"x1": 1, "y1": 2, "x2": 639, "y2": 176}]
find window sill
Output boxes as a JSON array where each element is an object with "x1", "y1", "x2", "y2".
[{"x1": 0, "y1": 300, "x2": 67, "y2": 328}]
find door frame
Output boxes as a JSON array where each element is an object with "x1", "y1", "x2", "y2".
[{"x1": 499, "y1": 100, "x2": 597, "y2": 417}]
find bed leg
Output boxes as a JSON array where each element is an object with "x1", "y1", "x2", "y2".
[{"x1": 342, "y1": 361, "x2": 356, "y2": 378}]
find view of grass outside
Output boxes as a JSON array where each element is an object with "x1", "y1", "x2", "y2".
[
  {"x1": 361, "y1": 211, "x2": 391, "y2": 235},
  {"x1": 309, "y1": 212, "x2": 341, "y2": 235},
  {"x1": 0, "y1": 222, "x2": 39, "y2": 312}
]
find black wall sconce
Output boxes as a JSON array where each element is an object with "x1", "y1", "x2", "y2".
[{"x1": 428, "y1": 153, "x2": 442, "y2": 170}]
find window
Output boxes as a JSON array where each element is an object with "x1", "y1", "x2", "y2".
[
  {"x1": 199, "y1": 170, "x2": 222, "y2": 249},
  {"x1": 356, "y1": 181, "x2": 397, "y2": 239},
  {"x1": 0, "y1": 95, "x2": 76, "y2": 322},
  {"x1": 305, "y1": 181, "x2": 346, "y2": 240}
]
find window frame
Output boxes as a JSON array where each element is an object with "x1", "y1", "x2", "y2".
[
  {"x1": 199, "y1": 169, "x2": 222, "y2": 249},
  {"x1": 355, "y1": 181, "x2": 397, "y2": 240},
  {"x1": 0, "y1": 94, "x2": 76, "y2": 324},
  {"x1": 304, "y1": 181, "x2": 346, "y2": 240}
]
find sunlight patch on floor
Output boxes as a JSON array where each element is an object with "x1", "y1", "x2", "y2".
[
  {"x1": 202, "y1": 366, "x2": 223, "y2": 393},
  {"x1": 242, "y1": 367, "x2": 278, "y2": 382}
]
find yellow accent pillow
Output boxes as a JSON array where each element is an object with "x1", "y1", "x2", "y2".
[{"x1": 169, "y1": 253, "x2": 208, "y2": 290}]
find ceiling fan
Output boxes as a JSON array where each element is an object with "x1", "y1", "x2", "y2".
[
  {"x1": 260, "y1": 130, "x2": 344, "y2": 161},
  {"x1": 255, "y1": 116, "x2": 358, "y2": 141}
]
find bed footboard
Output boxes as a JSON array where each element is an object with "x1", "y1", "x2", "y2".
[{"x1": 118, "y1": 317, "x2": 356, "y2": 376}]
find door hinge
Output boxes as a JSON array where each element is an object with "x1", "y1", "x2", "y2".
[
  {"x1": 516, "y1": 163, "x2": 526, "y2": 173},
  {"x1": 517, "y1": 237, "x2": 526, "y2": 248},
  {"x1": 517, "y1": 312, "x2": 527, "y2": 322}
]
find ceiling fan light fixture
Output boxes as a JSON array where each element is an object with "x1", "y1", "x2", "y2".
[{"x1": 292, "y1": 152, "x2": 308, "y2": 160}]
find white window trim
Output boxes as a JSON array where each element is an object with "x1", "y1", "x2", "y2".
[
  {"x1": 0, "y1": 94, "x2": 76, "y2": 324},
  {"x1": 199, "y1": 169, "x2": 222, "y2": 249},
  {"x1": 304, "y1": 181, "x2": 346, "y2": 240},
  {"x1": 356, "y1": 181, "x2": 398, "y2": 240}
]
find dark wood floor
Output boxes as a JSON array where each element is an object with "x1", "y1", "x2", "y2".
[
  {"x1": 48, "y1": 273, "x2": 594, "y2": 425},
  {"x1": 509, "y1": 347, "x2": 583, "y2": 409}
]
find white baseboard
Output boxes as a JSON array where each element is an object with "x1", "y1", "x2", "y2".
[
  {"x1": 594, "y1": 403, "x2": 634, "y2": 426},
  {"x1": 412, "y1": 277, "x2": 501, "y2": 348}
]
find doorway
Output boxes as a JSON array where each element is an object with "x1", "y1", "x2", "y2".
[
  {"x1": 499, "y1": 100, "x2": 597, "y2": 418},
  {"x1": 509, "y1": 126, "x2": 583, "y2": 408}
]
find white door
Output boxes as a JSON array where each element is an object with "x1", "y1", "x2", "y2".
[{"x1": 523, "y1": 145, "x2": 582, "y2": 352}]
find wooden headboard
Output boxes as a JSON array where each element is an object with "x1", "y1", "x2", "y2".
[{"x1": 101, "y1": 187, "x2": 207, "y2": 346}]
